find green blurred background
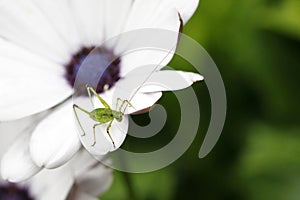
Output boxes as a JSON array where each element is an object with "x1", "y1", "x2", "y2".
[{"x1": 103, "y1": 0, "x2": 300, "y2": 199}]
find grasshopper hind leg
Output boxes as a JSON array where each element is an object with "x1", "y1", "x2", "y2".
[{"x1": 106, "y1": 120, "x2": 116, "y2": 149}]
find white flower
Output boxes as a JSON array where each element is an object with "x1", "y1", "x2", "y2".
[
  {"x1": 0, "y1": 118, "x2": 112, "y2": 200},
  {"x1": 0, "y1": 0, "x2": 201, "y2": 181}
]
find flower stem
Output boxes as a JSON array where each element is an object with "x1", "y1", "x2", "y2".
[{"x1": 121, "y1": 172, "x2": 137, "y2": 200}]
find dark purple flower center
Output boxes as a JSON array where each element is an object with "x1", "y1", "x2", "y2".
[
  {"x1": 65, "y1": 47, "x2": 121, "y2": 94},
  {"x1": 0, "y1": 184, "x2": 34, "y2": 200}
]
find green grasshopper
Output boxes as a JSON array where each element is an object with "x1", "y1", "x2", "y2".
[{"x1": 73, "y1": 85, "x2": 134, "y2": 147}]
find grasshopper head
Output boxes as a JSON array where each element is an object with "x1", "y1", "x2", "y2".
[{"x1": 112, "y1": 110, "x2": 123, "y2": 122}]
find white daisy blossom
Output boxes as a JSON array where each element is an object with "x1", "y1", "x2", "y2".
[
  {"x1": 0, "y1": 0, "x2": 201, "y2": 181},
  {"x1": 0, "y1": 118, "x2": 112, "y2": 200}
]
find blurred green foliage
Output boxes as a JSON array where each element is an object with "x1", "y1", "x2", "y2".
[{"x1": 103, "y1": 0, "x2": 300, "y2": 199}]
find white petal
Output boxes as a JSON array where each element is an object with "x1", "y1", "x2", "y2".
[
  {"x1": 123, "y1": 0, "x2": 180, "y2": 31},
  {"x1": 0, "y1": 0, "x2": 71, "y2": 63},
  {"x1": 122, "y1": 92, "x2": 162, "y2": 115},
  {"x1": 162, "y1": 0, "x2": 199, "y2": 24},
  {"x1": 0, "y1": 38, "x2": 65, "y2": 73},
  {"x1": 29, "y1": 165, "x2": 74, "y2": 200},
  {"x1": 69, "y1": 0, "x2": 105, "y2": 46},
  {"x1": 77, "y1": 111, "x2": 129, "y2": 155},
  {"x1": 77, "y1": 164, "x2": 113, "y2": 196},
  {"x1": 103, "y1": 0, "x2": 133, "y2": 48},
  {"x1": 1, "y1": 132, "x2": 41, "y2": 182},
  {"x1": 0, "y1": 57, "x2": 73, "y2": 121},
  {"x1": 139, "y1": 70, "x2": 204, "y2": 93},
  {"x1": 31, "y1": 0, "x2": 82, "y2": 52},
  {"x1": 120, "y1": 49, "x2": 176, "y2": 77},
  {"x1": 122, "y1": 0, "x2": 161, "y2": 30},
  {"x1": 104, "y1": 0, "x2": 133, "y2": 37},
  {"x1": 0, "y1": 116, "x2": 37, "y2": 161},
  {"x1": 30, "y1": 102, "x2": 81, "y2": 169},
  {"x1": 68, "y1": 149, "x2": 100, "y2": 177},
  {"x1": 114, "y1": 69, "x2": 202, "y2": 113},
  {"x1": 0, "y1": 114, "x2": 45, "y2": 181},
  {"x1": 115, "y1": 4, "x2": 181, "y2": 76}
]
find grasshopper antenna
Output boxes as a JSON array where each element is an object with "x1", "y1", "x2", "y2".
[
  {"x1": 122, "y1": 45, "x2": 176, "y2": 113},
  {"x1": 122, "y1": 14, "x2": 185, "y2": 113}
]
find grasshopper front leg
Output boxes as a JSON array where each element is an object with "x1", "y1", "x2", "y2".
[
  {"x1": 91, "y1": 121, "x2": 116, "y2": 148},
  {"x1": 116, "y1": 98, "x2": 135, "y2": 113},
  {"x1": 73, "y1": 104, "x2": 91, "y2": 136},
  {"x1": 92, "y1": 123, "x2": 103, "y2": 146}
]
